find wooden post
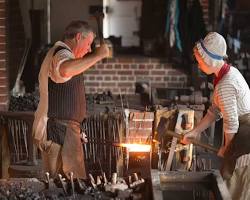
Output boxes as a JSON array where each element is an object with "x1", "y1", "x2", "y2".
[{"x1": 0, "y1": 123, "x2": 10, "y2": 178}]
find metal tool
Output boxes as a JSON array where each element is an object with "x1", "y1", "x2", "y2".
[
  {"x1": 69, "y1": 172, "x2": 75, "y2": 198},
  {"x1": 45, "y1": 172, "x2": 50, "y2": 189},
  {"x1": 58, "y1": 174, "x2": 67, "y2": 195},
  {"x1": 166, "y1": 130, "x2": 219, "y2": 153}
]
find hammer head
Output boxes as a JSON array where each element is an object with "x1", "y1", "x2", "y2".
[
  {"x1": 90, "y1": 12, "x2": 104, "y2": 21},
  {"x1": 94, "y1": 12, "x2": 104, "y2": 19}
]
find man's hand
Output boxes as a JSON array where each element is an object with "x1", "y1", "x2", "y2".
[
  {"x1": 81, "y1": 132, "x2": 88, "y2": 143},
  {"x1": 96, "y1": 43, "x2": 110, "y2": 59},
  {"x1": 182, "y1": 130, "x2": 199, "y2": 145},
  {"x1": 217, "y1": 146, "x2": 227, "y2": 157}
]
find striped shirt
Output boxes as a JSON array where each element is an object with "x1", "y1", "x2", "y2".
[
  {"x1": 209, "y1": 66, "x2": 250, "y2": 133},
  {"x1": 235, "y1": 153, "x2": 250, "y2": 169}
]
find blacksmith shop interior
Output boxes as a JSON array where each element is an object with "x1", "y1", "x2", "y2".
[{"x1": 1, "y1": 0, "x2": 250, "y2": 199}]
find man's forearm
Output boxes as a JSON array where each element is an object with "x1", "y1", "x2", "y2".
[
  {"x1": 194, "y1": 112, "x2": 216, "y2": 134},
  {"x1": 59, "y1": 52, "x2": 104, "y2": 78},
  {"x1": 223, "y1": 132, "x2": 235, "y2": 148}
]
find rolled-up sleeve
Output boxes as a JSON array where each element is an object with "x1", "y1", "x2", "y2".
[
  {"x1": 217, "y1": 83, "x2": 239, "y2": 133},
  {"x1": 208, "y1": 103, "x2": 222, "y2": 121},
  {"x1": 49, "y1": 49, "x2": 74, "y2": 83}
]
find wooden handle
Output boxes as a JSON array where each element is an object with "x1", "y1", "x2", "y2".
[
  {"x1": 166, "y1": 130, "x2": 219, "y2": 153},
  {"x1": 94, "y1": 12, "x2": 104, "y2": 44}
]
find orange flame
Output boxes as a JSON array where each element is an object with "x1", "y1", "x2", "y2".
[{"x1": 120, "y1": 143, "x2": 151, "y2": 152}]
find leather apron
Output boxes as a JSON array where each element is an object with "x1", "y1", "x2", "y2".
[
  {"x1": 47, "y1": 118, "x2": 86, "y2": 179},
  {"x1": 221, "y1": 113, "x2": 250, "y2": 180}
]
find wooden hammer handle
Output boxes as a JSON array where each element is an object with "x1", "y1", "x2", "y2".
[
  {"x1": 166, "y1": 130, "x2": 219, "y2": 153},
  {"x1": 93, "y1": 12, "x2": 104, "y2": 44}
]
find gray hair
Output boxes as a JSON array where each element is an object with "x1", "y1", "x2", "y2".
[{"x1": 63, "y1": 20, "x2": 94, "y2": 40}]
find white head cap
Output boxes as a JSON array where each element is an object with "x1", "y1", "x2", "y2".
[{"x1": 195, "y1": 32, "x2": 227, "y2": 67}]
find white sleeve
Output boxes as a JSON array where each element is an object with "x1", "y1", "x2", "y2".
[
  {"x1": 217, "y1": 83, "x2": 239, "y2": 133},
  {"x1": 49, "y1": 48, "x2": 74, "y2": 83}
]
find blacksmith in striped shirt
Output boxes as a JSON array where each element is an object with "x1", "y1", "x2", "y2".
[{"x1": 183, "y1": 32, "x2": 250, "y2": 199}]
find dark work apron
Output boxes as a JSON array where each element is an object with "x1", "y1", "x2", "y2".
[
  {"x1": 47, "y1": 118, "x2": 86, "y2": 179},
  {"x1": 221, "y1": 113, "x2": 250, "y2": 180}
]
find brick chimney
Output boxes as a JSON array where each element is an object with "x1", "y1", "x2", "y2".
[{"x1": 0, "y1": 0, "x2": 8, "y2": 111}]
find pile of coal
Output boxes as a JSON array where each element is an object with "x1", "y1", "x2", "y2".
[{"x1": 9, "y1": 92, "x2": 39, "y2": 112}]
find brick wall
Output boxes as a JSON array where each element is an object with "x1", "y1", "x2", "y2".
[
  {"x1": 0, "y1": 0, "x2": 8, "y2": 111},
  {"x1": 84, "y1": 57, "x2": 188, "y2": 95}
]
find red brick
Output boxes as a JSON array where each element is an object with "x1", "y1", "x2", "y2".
[
  {"x1": 85, "y1": 70, "x2": 100, "y2": 75},
  {"x1": 151, "y1": 70, "x2": 166, "y2": 75},
  {"x1": 120, "y1": 88, "x2": 127, "y2": 93},
  {"x1": 118, "y1": 82, "x2": 133, "y2": 87},
  {"x1": 102, "y1": 82, "x2": 115, "y2": 87},
  {"x1": 106, "y1": 64, "x2": 113, "y2": 69},
  {"x1": 134, "y1": 70, "x2": 149, "y2": 75},
  {"x1": 154, "y1": 77, "x2": 163, "y2": 81},
  {"x1": 104, "y1": 76, "x2": 111, "y2": 81},
  {"x1": 123, "y1": 64, "x2": 129, "y2": 69},
  {"x1": 164, "y1": 77, "x2": 170, "y2": 81},
  {"x1": 120, "y1": 76, "x2": 127, "y2": 81},
  {"x1": 139, "y1": 64, "x2": 146, "y2": 69},
  {"x1": 112, "y1": 88, "x2": 119, "y2": 93},
  {"x1": 96, "y1": 76, "x2": 103, "y2": 81},
  {"x1": 112, "y1": 76, "x2": 119, "y2": 81},
  {"x1": 118, "y1": 71, "x2": 132, "y2": 75},
  {"x1": 115, "y1": 64, "x2": 121, "y2": 69},
  {"x1": 0, "y1": 103, "x2": 7, "y2": 111},
  {"x1": 0, "y1": 19, "x2": 5, "y2": 26},
  {"x1": 147, "y1": 64, "x2": 153, "y2": 70},
  {"x1": 88, "y1": 76, "x2": 95, "y2": 81},
  {"x1": 168, "y1": 70, "x2": 183, "y2": 76},
  {"x1": 0, "y1": 78, "x2": 6, "y2": 85},
  {"x1": 155, "y1": 64, "x2": 163, "y2": 69},
  {"x1": 0, "y1": 53, "x2": 6, "y2": 60},
  {"x1": 128, "y1": 76, "x2": 135, "y2": 81},
  {"x1": 0, "y1": 86, "x2": 7, "y2": 93},
  {"x1": 0, "y1": 70, "x2": 7, "y2": 78},
  {"x1": 171, "y1": 77, "x2": 177, "y2": 81},
  {"x1": 130, "y1": 64, "x2": 137, "y2": 69},
  {"x1": 0, "y1": 10, "x2": 5, "y2": 18},
  {"x1": 0, "y1": 60, "x2": 6, "y2": 68},
  {"x1": 0, "y1": 27, "x2": 5, "y2": 35},
  {"x1": 0, "y1": 2, "x2": 6, "y2": 10},
  {"x1": 0, "y1": 35, "x2": 5, "y2": 43},
  {"x1": 85, "y1": 82, "x2": 99, "y2": 87},
  {"x1": 0, "y1": 95, "x2": 8, "y2": 102},
  {"x1": 0, "y1": 43, "x2": 6, "y2": 51},
  {"x1": 86, "y1": 88, "x2": 96, "y2": 93},
  {"x1": 102, "y1": 70, "x2": 116, "y2": 75}
]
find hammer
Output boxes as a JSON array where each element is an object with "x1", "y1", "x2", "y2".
[
  {"x1": 166, "y1": 130, "x2": 219, "y2": 153},
  {"x1": 91, "y1": 12, "x2": 105, "y2": 44}
]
